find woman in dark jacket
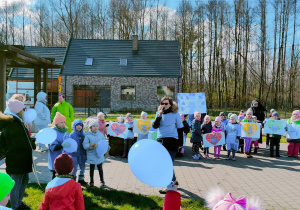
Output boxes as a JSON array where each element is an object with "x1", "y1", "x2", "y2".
[
  {"x1": 0, "y1": 99, "x2": 36, "y2": 210},
  {"x1": 152, "y1": 97, "x2": 183, "y2": 194},
  {"x1": 250, "y1": 100, "x2": 266, "y2": 144}
]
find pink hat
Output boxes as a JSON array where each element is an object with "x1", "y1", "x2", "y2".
[
  {"x1": 53, "y1": 112, "x2": 66, "y2": 125},
  {"x1": 215, "y1": 116, "x2": 222, "y2": 122},
  {"x1": 292, "y1": 110, "x2": 300, "y2": 117},
  {"x1": 7, "y1": 99, "x2": 25, "y2": 114}
]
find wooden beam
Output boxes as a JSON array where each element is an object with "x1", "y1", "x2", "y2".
[
  {"x1": 0, "y1": 52, "x2": 6, "y2": 112},
  {"x1": 43, "y1": 68, "x2": 48, "y2": 93},
  {"x1": 34, "y1": 67, "x2": 42, "y2": 104}
]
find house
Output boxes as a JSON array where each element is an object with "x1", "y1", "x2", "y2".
[
  {"x1": 60, "y1": 36, "x2": 182, "y2": 112},
  {"x1": 8, "y1": 46, "x2": 66, "y2": 108}
]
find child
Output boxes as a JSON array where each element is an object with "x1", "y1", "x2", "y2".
[
  {"x1": 190, "y1": 111, "x2": 202, "y2": 159},
  {"x1": 265, "y1": 109, "x2": 276, "y2": 149},
  {"x1": 286, "y1": 110, "x2": 300, "y2": 157},
  {"x1": 241, "y1": 109, "x2": 256, "y2": 158},
  {"x1": 269, "y1": 112, "x2": 281, "y2": 157},
  {"x1": 225, "y1": 114, "x2": 241, "y2": 160},
  {"x1": 212, "y1": 116, "x2": 225, "y2": 159},
  {"x1": 201, "y1": 115, "x2": 212, "y2": 158},
  {"x1": 178, "y1": 114, "x2": 190, "y2": 156},
  {"x1": 122, "y1": 113, "x2": 134, "y2": 158},
  {"x1": 49, "y1": 112, "x2": 69, "y2": 179},
  {"x1": 69, "y1": 119, "x2": 87, "y2": 186},
  {"x1": 250, "y1": 116, "x2": 259, "y2": 153},
  {"x1": 83, "y1": 120, "x2": 106, "y2": 187},
  {"x1": 40, "y1": 153, "x2": 84, "y2": 210},
  {"x1": 238, "y1": 110, "x2": 245, "y2": 123},
  {"x1": 137, "y1": 111, "x2": 148, "y2": 141},
  {"x1": 97, "y1": 112, "x2": 107, "y2": 137},
  {"x1": 0, "y1": 172, "x2": 15, "y2": 210}
]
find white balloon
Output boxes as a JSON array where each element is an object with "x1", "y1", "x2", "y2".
[
  {"x1": 36, "y1": 128, "x2": 57, "y2": 145},
  {"x1": 24, "y1": 109, "x2": 37, "y2": 122}
]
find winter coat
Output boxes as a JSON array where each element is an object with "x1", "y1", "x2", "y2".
[
  {"x1": 39, "y1": 177, "x2": 84, "y2": 210},
  {"x1": 48, "y1": 128, "x2": 69, "y2": 171},
  {"x1": 98, "y1": 119, "x2": 107, "y2": 135},
  {"x1": 182, "y1": 120, "x2": 190, "y2": 135},
  {"x1": 34, "y1": 92, "x2": 51, "y2": 126},
  {"x1": 201, "y1": 123, "x2": 212, "y2": 135},
  {"x1": 225, "y1": 122, "x2": 241, "y2": 151},
  {"x1": 51, "y1": 101, "x2": 74, "y2": 133},
  {"x1": 190, "y1": 120, "x2": 202, "y2": 143},
  {"x1": 69, "y1": 119, "x2": 86, "y2": 164},
  {"x1": 0, "y1": 112, "x2": 36, "y2": 174},
  {"x1": 83, "y1": 130, "x2": 106, "y2": 164},
  {"x1": 286, "y1": 118, "x2": 300, "y2": 143}
]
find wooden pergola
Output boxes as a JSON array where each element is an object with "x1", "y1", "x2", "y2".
[{"x1": 0, "y1": 45, "x2": 64, "y2": 112}]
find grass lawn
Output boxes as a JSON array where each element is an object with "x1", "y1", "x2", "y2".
[{"x1": 18, "y1": 183, "x2": 207, "y2": 210}]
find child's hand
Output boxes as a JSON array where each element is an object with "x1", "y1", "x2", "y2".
[
  {"x1": 90, "y1": 144, "x2": 95, "y2": 149},
  {"x1": 94, "y1": 143, "x2": 98, "y2": 148},
  {"x1": 212, "y1": 131, "x2": 215, "y2": 133}
]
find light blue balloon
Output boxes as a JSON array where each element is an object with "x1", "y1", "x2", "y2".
[
  {"x1": 24, "y1": 109, "x2": 37, "y2": 122},
  {"x1": 36, "y1": 128, "x2": 57, "y2": 144},
  {"x1": 128, "y1": 139, "x2": 173, "y2": 187},
  {"x1": 63, "y1": 138, "x2": 78, "y2": 154},
  {"x1": 96, "y1": 140, "x2": 109, "y2": 157}
]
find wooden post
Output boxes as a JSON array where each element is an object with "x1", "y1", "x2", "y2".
[
  {"x1": 43, "y1": 67, "x2": 48, "y2": 93},
  {"x1": 34, "y1": 66, "x2": 41, "y2": 103},
  {"x1": 0, "y1": 52, "x2": 6, "y2": 112}
]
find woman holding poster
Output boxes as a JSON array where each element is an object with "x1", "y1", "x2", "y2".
[
  {"x1": 286, "y1": 110, "x2": 300, "y2": 157},
  {"x1": 152, "y1": 97, "x2": 183, "y2": 194}
]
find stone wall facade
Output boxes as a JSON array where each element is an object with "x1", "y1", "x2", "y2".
[{"x1": 61, "y1": 76, "x2": 182, "y2": 112}]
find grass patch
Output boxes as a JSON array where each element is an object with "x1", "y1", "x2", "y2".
[{"x1": 17, "y1": 183, "x2": 207, "y2": 210}]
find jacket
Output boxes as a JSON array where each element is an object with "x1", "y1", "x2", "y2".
[
  {"x1": 51, "y1": 101, "x2": 74, "y2": 133},
  {"x1": 190, "y1": 120, "x2": 202, "y2": 143},
  {"x1": 286, "y1": 118, "x2": 300, "y2": 142},
  {"x1": 0, "y1": 112, "x2": 36, "y2": 174},
  {"x1": 34, "y1": 92, "x2": 51, "y2": 126},
  {"x1": 83, "y1": 130, "x2": 106, "y2": 164},
  {"x1": 182, "y1": 120, "x2": 190, "y2": 135},
  {"x1": 39, "y1": 177, "x2": 84, "y2": 210},
  {"x1": 225, "y1": 122, "x2": 241, "y2": 151},
  {"x1": 69, "y1": 120, "x2": 86, "y2": 162}
]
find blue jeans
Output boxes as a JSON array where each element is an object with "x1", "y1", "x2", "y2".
[
  {"x1": 9, "y1": 173, "x2": 29, "y2": 210},
  {"x1": 37, "y1": 125, "x2": 47, "y2": 150},
  {"x1": 72, "y1": 156, "x2": 86, "y2": 180},
  {"x1": 168, "y1": 150, "x2": 177, "y2": 182}
]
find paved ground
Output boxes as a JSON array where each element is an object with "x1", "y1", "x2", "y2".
[{"x1": 1, "y1": 140, "x2": 299, "y2": 210}]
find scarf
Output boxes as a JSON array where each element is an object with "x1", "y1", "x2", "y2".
[
  {"x1": 163, "y1": 106, "x2": 172, "y2": 114},
  {"x1": 55, "y1": 125, "x2": 68, "y2": 133}
]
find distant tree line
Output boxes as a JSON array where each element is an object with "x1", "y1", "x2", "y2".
[{"x1": 0, "y1": 0, "x2": 299, "y2": 110}]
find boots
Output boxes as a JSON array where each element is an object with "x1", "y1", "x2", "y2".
[
  {"x1": 247, "y1": 152, "x2": 253, "y2": 158},
  {"x1": 254, "y1": 147, "x2": 258, "y2": 154},
  {"x1": 121, "y1": 152, "x2": 127, "y2": 158},
  {"x1": 78, "y1": 175, "x2": 88, "y2": 187}
]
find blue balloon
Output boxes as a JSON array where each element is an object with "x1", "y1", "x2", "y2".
[
  {"x1": 36, "y1": 128, "x2": 57, "y2": 144},
  {"x1": 24, "y1": 109, "x2": 37, "y2": 122},
  {"x1": 128, "y1": 139, "x2": 173, "y2": 187},
  {"x1": 63, "y1": 138, "x2": 78, "y2": 153},
  {"x1": 96, "y1": 140, "x2": 109, "y2": 157}
]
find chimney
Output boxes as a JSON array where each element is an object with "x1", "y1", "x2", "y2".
[{"x1": 132, "y1": 35, "x2": 138, "y2": 51}]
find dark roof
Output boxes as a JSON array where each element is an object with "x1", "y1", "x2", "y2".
[
  {"x1": 9, "y1": 46, "x2": 66, "y2": 80},
  {"x1": 61, "y1": 39, "x2": 182, "y2": 77}
]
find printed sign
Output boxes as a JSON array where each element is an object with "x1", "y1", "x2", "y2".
[
  {"x1": 133, "y1": 119, "x2": 153, "y2": 134},
  {"x1": 107, "y1": 122, "x2": 128, "y2": 138},
  {"x1": 203, "y1": 132, "x2": 225, "y2": 147},
  {"x1": 287, "y1": 124, "x2": 300, "y2": 139},
  {"x1": 177, "y1": 93, "x2": 207, "y2": 114},
  {"x1": 264, "y1": 119, "x2": 286, "y2": 135},
  {"x1": 241, "y1": 122, "x2": 261, "y2": 138}
]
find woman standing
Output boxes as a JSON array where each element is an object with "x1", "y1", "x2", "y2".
[
  {"x1": 0, "y1": 99, "x2": 36, "y2": 210},
  {"x1": 152, "y1": 97, "x2": 183, "y2": 194}
]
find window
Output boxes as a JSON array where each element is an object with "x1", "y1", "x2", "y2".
[
  {"x1": 121, "y1": 86, "x2": 135, "y2": 100},
  {"x1": 120, "y1": 58, "x2": 127, "y2": 66},
  {"x1": 157, "y1": 86, "x2": 175, "y2": 101},
  {"x1": 85, "y1": 58, "x2": 93, "y2": 65}
]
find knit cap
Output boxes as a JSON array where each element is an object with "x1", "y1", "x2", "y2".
[
  {"x1": 292, "y1": 110, "x2": 300, "y2": 117},
  {"x1": 88, "y1": 119, "x2": 99, "y2": 128},
  {"x1": 53, "y1": 112, "x2": 66, "y2": 125},
  {"x1": 230, "y1": 114, "x2": 238, "y2": 122},
  {"x1": 215, "y1": 116, "x2": 221, "y2": 122},
  {"x1": 219, "y1": 112, "x2": 225, "y2": 117},
  {"x1": 272, "y1": 112, "x2": 279, "y2": 117},
  {"x1": 141, "y1": 111, "x2": 147, "y2": 117},
  {"x1": 126, "y1": 113, "x2": 132, "y2": 118},
  {"x1": 228, "y1": 113, "x2": 232, "y2": 118},
  {"x1": 0, "y1": 172, "x2": 15, "y2": 201},
  {"x1": 54, "y1": 153, "x2": 74, "y2": 175},
  {"x1": 7, "y1": 99, "x2": 24, "y2": 114},
  {"x1": 270, "y1": 109, "x2": 276, "y2": 113}
]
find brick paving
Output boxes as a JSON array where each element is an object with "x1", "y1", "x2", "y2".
[{"x1": 1, "y1": 140, "x2": 299, "y2": 210}]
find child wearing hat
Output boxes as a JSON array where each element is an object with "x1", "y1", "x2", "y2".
[
  {"x1": 212, "y1": 116, "x2": 225, "y2": 159},
  {"x1": 49, "y1": 112, "x2": 69, "y2": 179},
  {"x1": 225, "y1": 114, "x2": 241, "y2": 160},
  {"x1": 241, "y1": 109, "x2": 256, "y2": 158},
  {"x1": 286, "y1": 110, "x2": 300, "y2": 157},
  {"x1": 40, "y1": 153, "x2": 84, "y2": 210},
  {"x1": 69, "y1": 119, "x2": 87, "y2": 186},
  {"x1": 201, "y1": 115, "x2": 212, "y2": 158},
  {"x1": 122, "y1": 113, "x2": 134, "y2": 158},
  {"x1": 137, "y1": 111, "x2": 149, "y2": 141},
  {"x1": 97, "y1": 112, "x2": 108, "y2": 137},
  {"x1": 83, "y1": 120, "x2": 106, "y2": 187},
  {"x1": 0, "y1": 172, "x2": 15, "y2": 210},
  {"x1": 268, "y1": 112, "x2": 281, "y2": 157}
]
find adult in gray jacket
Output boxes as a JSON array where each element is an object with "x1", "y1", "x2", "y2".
[{"x1": 34, "y1": 91, "x2": 51, "y2": 151}]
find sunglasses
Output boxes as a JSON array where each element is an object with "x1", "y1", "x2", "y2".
[{"x1": 161, "y1": 103, "x2": 169, "y2": 105}]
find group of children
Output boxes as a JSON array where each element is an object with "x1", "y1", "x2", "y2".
[{"x1": 188, "y1": 108, "x2": 300, "y2": 160}]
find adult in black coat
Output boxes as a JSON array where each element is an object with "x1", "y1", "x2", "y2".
[
  {"x1": 250, "y1": 100, "x2": 267, "y2": 144},
  {"x1": 0, "y1": 100, "x2": 36, "y2": 210}
]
